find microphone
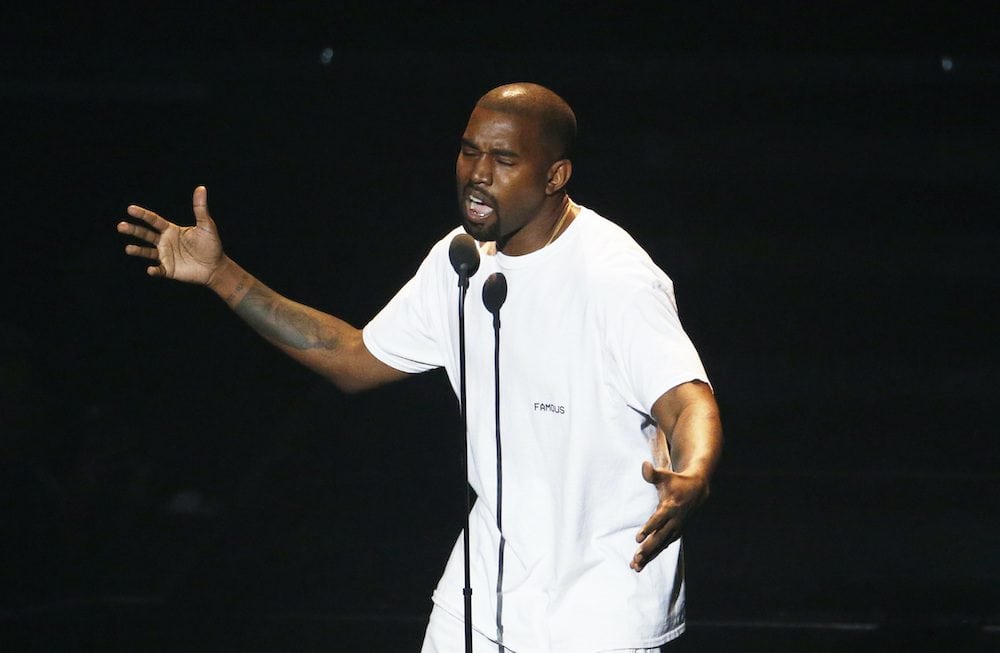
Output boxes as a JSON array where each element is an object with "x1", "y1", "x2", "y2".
[
  {"x1": 482, "y1": 273, "x2": 508, "y2": 326},
  {"x1": 449, "y1": 233, "x2": 480, "y2": 288},
  {"x1": 449, "y1": 232, "x2": 480, "y2": 653},
  {"x1": 482, "y1": 272, "x2": 508, "y2": 652}
]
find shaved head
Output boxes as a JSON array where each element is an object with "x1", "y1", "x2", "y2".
[{"x1": 475, "y1": 83, "x2": 577, "y2": 163}]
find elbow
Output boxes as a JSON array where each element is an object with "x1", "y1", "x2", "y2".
[
  {"x1": 325, "y1": 370, "x2": 376, "y2": 395},
  {"x1": 317, "y1": 332, "x2": 405, "y2": 394},
  {"x1": 335, "y1": 378, "x2": 372, "y2": 395}
]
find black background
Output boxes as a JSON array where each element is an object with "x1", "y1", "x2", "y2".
[{"x1": 2, "y1": 4, "x2": 997, "y2": 651}]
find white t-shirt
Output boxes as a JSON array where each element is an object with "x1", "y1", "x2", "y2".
[{"x1": 363, "y1": 207, "x2": 709, "y2": 652}]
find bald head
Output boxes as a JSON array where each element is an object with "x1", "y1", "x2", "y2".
[{"x1": 475, "y1": 83, "x2": 577, "y2": 163}]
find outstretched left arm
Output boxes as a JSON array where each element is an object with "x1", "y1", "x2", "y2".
[{"x1": 631, "y1": 380, "x2": 723, "y2": 572}]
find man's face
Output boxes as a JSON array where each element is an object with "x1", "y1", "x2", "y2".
[{"x1": 456, "y1": 106, "x2": 552, "y2": 245}]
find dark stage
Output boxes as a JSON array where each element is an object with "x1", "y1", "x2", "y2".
[{"x1": 2, "y1": 6, "x2": 997, "y2": 651}]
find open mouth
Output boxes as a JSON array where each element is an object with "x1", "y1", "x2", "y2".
[{"x1": 466, "y1": 194, "x2": 495, "y2": 221}]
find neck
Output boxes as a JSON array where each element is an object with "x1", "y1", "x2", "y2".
[
  {"x1": 497, "y1": 195, "x2": 577, "y2": 256},
  {"x1": 544, "y1": 196, "x2": 576, "y2": 247}
]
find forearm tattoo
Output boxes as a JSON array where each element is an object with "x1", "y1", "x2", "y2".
[
  {"x1": 235, "y1": 284, "x2": 341, "y2": 351},
  {"x1": 225, "y1": 273, "x2": 248, "y2": 305}
]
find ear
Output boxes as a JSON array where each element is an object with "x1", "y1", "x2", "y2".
[{"x1": 545, "y1": 159, "x2": 573, "y2": 195}]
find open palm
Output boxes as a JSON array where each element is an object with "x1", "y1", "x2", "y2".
[{"x1": 118, "y1": 186, "x2": 223, "y2": 285}]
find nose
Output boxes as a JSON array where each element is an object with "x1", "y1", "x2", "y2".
[{"x1": 470, "y1": 154, "x2": 492, "y2": 186}]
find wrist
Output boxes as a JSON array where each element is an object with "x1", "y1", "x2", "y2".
[
  {"x1": 675, "y1": 465, "x2": 713, "y2": 489},
  {"x1": 207, "y1": 257, "x2": 252, "y2": 307},
  {"x1": 205, "y1": 255, "x2": 231, "y2": 290}
]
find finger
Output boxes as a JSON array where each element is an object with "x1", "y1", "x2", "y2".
[
  {"x1": 126, "y1": 205, "x2": 171, "y2": 232},
  {"x1": 192, "y1": 185, "x2": 215, "y2": 232},
  {"x1": 631, "y1": 519, "x2": 680, "y2": 571},
  {"x1": 117, "y1": 221, "x2": 160, "y2": 245},
  {"x1": 636, "y1": 505, "x2": 670, "y2": 543},
  {"x1": 146, "y1": 265, "x2": 164, "y2": 277},
  {"x1": 640, "y1": 520, "x2": 678, "y2": 556},
  {"x1": 124, "y1": 244, "x2": 160, "y2": 260}
]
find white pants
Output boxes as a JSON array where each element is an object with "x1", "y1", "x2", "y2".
[{"x1": 420, "y1": 604, "x2": 665, "y2": 653}]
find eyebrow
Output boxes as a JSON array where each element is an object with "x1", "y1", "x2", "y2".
[{"x1": 460, "y1": 138, "x2": 520, "y2": 159}]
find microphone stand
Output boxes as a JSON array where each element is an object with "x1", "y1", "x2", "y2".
[
  {"x1": 482, "y1": 272, "x2": 508, "y2": 653},
  {"x1": 457, "y1": 265, "x2": 474, "y2": 653},
  {"x1": 449, "y1": 234, "x2": 479, "y2": 653}
]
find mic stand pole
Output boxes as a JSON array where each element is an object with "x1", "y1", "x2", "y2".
[
  {"x1": 483, "y1": 272, "x2": 508, "y2": 653},
  {"x1": 449, "y1": 233, "x2": 479, "y2": 653},
  {"x1": 456, "y1": 266, "x2": 474, "y2": 653},
  {"x1": 490, "y1": 291, "x2": 505, "y2": 653}
]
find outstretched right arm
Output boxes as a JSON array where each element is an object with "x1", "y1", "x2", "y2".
[{"x1": 117, "y1": 186, "x2": 407, "y2": 393}]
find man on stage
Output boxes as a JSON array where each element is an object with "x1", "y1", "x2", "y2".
[{"x1": 118, "y1": 82, "x2": 722, "y2": 652}]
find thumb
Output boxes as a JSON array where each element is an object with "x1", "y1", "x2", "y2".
[
  {"x1": 641, "y1": 460, "x2": 658, "y2": 485},
  {"x1": 192, "y1": 185, "x2": 214, "y2": 231},
  {"x1": 642, "y1": 460, "x2": 676, "y2": 487}
]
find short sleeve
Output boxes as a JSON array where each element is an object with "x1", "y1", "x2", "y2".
[
  {"x1": 362, "y1": 239, "x2": 451, "y2": 374},
  {"x1": 605, "y1": 272, "x2": 709, "y2": 415}
]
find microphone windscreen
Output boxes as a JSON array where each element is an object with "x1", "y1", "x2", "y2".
[
  {"x1": 482, "y1": 272, "x2": 508, "y2": 314},
  {"x1": 449, "y1": 234, "x2": 481, "y2": 277}
]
